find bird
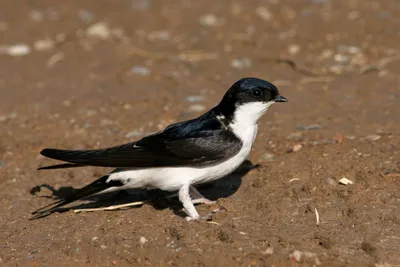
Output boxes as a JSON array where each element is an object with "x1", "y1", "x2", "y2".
[{"x1": 32, "y1": 77, "x2": 287, "y2": 221}]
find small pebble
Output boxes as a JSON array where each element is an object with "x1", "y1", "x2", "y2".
[
  {"x1": 29, "y1": 10, "x2": 44, "y2": 22},
  {"x1": 34, "y1": 39, "x2": 54, "y2": 51},
  {"x1": 125, "y1": 131, "x2": 145, "y2": 138},
  {"x1": 131, "y1": 66, "x2": 151, "y2": 76},
  {"x1": 291, "y1": 250, "x2": 302, "y2": 262},
  {"x1": 199, "y1": 14, "x2": 218, "y2": 27},
  {"x1": 186, "y1": 95, "x2": 205, "y2": 102},
  {"x1": 337, "y1": 45, "x2": 360, "y2": 54},
  {"x1": 262, "y1": 152, "x2": 275, "y2": 161},
  {"x1": 262, "y1": 247, "x2": 274, "y2": 255},
  {"x1": 311, "y1": 139, "x2": 336, "y2": 145},
  {"x1": 47, "y1": 53, "x2": 64, "y2": 68},
  {"x1": 319, "y1": 49, "x2": 334, "y2": 59},
  {"x1": 231, "y1": 57, "x2": 252, "y2": 69},
  {"x1": 296, "y1": 124, "x2": 323, "y2": 131},
  {"x1": 365, "y1": 134, "x2": 381, "y2": 141},
  {"x1": 334, "y1": 54, "x2": 350, "y2": 64},
  {"x1": 139, "y1": 236, "x2": 148, "y2": 247},
  {"x1": 8, "y1": 111, "x2": 17, "y2": 119},
  {"x1": 326, "y1": 177, "x2": 337, "y2": 186},
  {"x1": 338, "y1": 177, "x2": 354, "y2": 185},
  {"x1": 86, "y1": 22, "x2": 111, "y2": 39},
  {"x1": 287, "y1": 132, "x2": 304, "y2": 141},
  {"x1": 291, "y1": 144, "x2": 303, "y2": 152},
  {"x1": 188, "y1": 104, "x2": 206, "y2": 112},
  {"x1": 288, "y1": 44, "x2": 301, "y2": 55},
  {"x1": 329, "y1": 64, "x2": 345, "y2": 74},
  {"x1": 6, "y1": 44, "x2": 31, "y2": 56},
  {"x1": 256, "y1": 6, "x2": 273, "y2": 21},
  {"x1": 347, "y1": 11, "x2": 360, "y2": 20}
]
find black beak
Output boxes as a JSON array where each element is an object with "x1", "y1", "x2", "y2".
[{"x1": 275, "y1": 95, "x2": 288, "y2": 102}]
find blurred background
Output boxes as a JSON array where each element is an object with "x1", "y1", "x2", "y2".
[{"x1": 1, "y1": 0, "x2": 399, "y2": 266}]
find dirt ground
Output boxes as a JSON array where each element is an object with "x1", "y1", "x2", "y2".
[{"x1": 1, "y1": 0, "x2": 400, "y2": 266}]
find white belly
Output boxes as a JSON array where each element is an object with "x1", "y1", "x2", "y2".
[{"x1": 108, "y1": 125, "x2": 258, "y2": 191}]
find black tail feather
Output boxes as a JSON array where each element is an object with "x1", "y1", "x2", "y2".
[{"x1": 30, "y1": 175, "x2": 123, "y2": 219}]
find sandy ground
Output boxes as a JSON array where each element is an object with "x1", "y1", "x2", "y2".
[{"x1": 1, "y1": 0, "x2": 400, "y2": 266}]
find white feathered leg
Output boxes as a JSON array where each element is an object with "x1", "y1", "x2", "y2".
[{"x1": 179, "y1": 184, "x2": 200, "y2": 221}]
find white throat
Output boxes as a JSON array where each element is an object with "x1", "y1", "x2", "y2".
[
  {"x1": 233, "y1": 101, "x2": 273, "y2": 126},
  {"x1": 229, "y1": 101, "x2": 274, "y2": 141}
]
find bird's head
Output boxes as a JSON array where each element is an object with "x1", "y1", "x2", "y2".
[{"x1": 217, "y1": 77, "x2": 287, "y2": 125}]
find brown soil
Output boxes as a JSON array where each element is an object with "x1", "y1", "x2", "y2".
[{"x1": 1, "y1": 0, "x2": 400, "y2": 266}]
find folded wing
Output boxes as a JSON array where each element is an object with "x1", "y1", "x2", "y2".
[{"x1": 39, "y1": 125, "x2": 241, "y2": 169}]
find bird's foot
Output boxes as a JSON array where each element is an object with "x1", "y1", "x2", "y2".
[
  {"x1": 185, "y1": 206, "x2": 226, "y2": 222},
  {"x1": 191, "y1": 197, "x2": 216, "y2": 205}
]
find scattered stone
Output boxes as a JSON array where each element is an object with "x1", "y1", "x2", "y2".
[
  {"x1": 29, "y1": 10, "x2": 44, "y2": 22},
  {"x1": 261, "y1": 247, "x2": 274, "y2": 255},
  {"x1": 365, "y1": 134, "x2": 381, "y2": 141},
  {"x1": 131, "y1": 66, "x2": 151, "y2": 76},
  {"x1": 348, "y1": 11, "x2": 360, "y2": 20},
  {"x1": 100, "y1": 245, "x2": 107, "y2": 249},
  {"x1": 47, "y1": 53, "x2": 64, "y2": 67},
  {"x1": 78, "y1": 9, "x2": 95, "y2": 22},
  {"x1": 290, "y1": 250, "x2": 320, "y2": 265},
  {"x1": 262, "y1": 152, "x2": 275, "y2": 161},
  {"x1": 311, "y1": 139, "x2": 336, "y2": 145},
  {"x1": 296, "y1": 124, "x2": 323, "y2": 131},
  {"x1": 326, "y1": 177, "x2": 337, "y2": 186},
  {"x1": 256, "y1": 6, "x2": 273, "y2": 21},
  {"x1": 125, "y1": 131, "x2": 146, "y2": 138},
  {"x1": 287, "y1": 132, "x2": 304, "y2": 141},
  {"x1": 319, "y1": 49, "x2": 334, "y2": 59},
  {"x1": 92, "y1": 236, "x2": 99, "y2": 241},
  {"x1": 329, "y1": 64, "x2": 345, "y2": 74},
  {"x1": 337, "y1": 45, "x2": 360, "y2": 54},
  {"x1": 139, "y1": 236, "x2": 148, "y2": 247},
  {"x1": 34, "y1": 39, "x2": 54, "y2": 51},
  {"x1": 186, "y1": 95, "x2": 205, "y2": 102},
  {"x1": 199, "y1": 14, "x2": 218, "y2": 27},
  {"x1": 188, "y1": 104, "x2": 206, "y2": 112},
  {"x1": 231, "y1": 57, "x2": 252, "y2": 69},
  {"x1": 86, "y1": 22, "x2": 111, "y2": 39},
  {"x1": 100, "y1": 119, "x2": 113, "y2": 126},
  {"x1": 0, "y1": 111, "x2": 17, "y2": 122},
  {"x1": 291, "y1": 144, "x2": 303, "y2": 152},
  {"x1": 338, "y1": 177, "x2": 354, "y2": 185},
  {"x1": 6, "y1": 44, "x2": 31, "y2": 56},
  {"x1": 334, "y1": 54, "x2": 350, "y2": 64},
  {"x1": 288, "y1": 44, "x2": 301, "y2": 55}
]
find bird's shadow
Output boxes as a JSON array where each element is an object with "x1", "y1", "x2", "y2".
[{"x1": 30, "y1": 160, "x2": 259, "y2": 219}]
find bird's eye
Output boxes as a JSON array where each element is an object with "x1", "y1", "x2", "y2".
[{"x1": 251, "y1": 89, "x2": 263, "y2": 97}]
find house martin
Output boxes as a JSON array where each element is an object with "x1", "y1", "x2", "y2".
[{"x1": 33, "y1": 77, "x2": 287, "y2": 220}]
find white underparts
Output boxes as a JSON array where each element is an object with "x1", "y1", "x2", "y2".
[{"x1": 106, "y1": 100, "x2": 275, "y2": 219}]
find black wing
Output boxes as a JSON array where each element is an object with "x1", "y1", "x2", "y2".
[{"x1": 39, "y1": 110, "x2": 242, "y2": 169}]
